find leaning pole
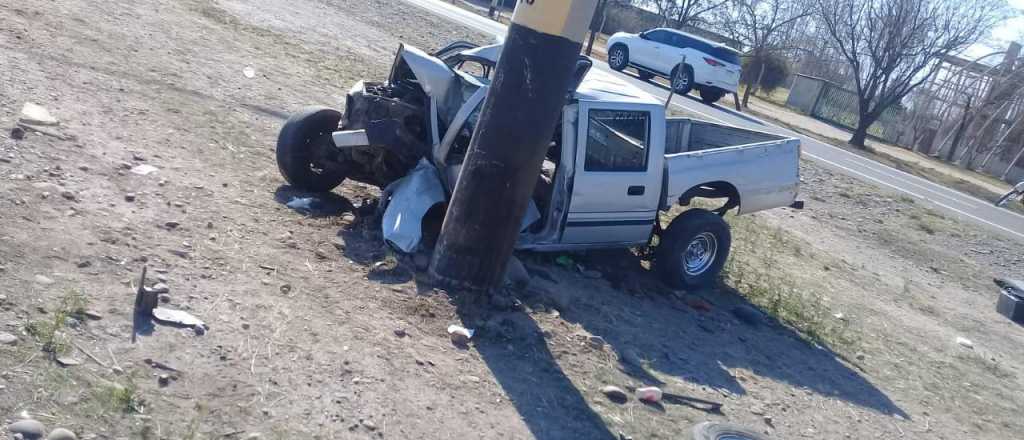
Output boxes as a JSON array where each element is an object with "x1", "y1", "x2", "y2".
[{"x1": 429, "y1": 0, "x2": 599, "y2": 291}]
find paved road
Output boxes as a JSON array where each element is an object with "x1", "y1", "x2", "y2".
[{"x1": 402, "y1": 0, "x2": 1024, "y2": 241}]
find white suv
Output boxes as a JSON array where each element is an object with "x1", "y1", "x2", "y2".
[{"x1": 606, "y1": 28, "x2": 741, "y2": 104}]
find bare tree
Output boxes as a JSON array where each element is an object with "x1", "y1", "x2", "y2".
[
  {"x1": 713, "y1": 0, "x2": 813, "y2": 107},
  {"x1": 816, "y1": 0, "x2": 1010, "y2": 147},
  {"x1": 642, "y1": 0, "x2": 727, "y2": 28}
]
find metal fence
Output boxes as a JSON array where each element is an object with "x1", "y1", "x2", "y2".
[{"x1": 810, "y1": 82, "x2": 904, "y2": 143}]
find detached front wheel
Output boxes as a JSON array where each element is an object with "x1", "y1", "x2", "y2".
[
  {"x1": 657, "y1": 209, "x2": 731, "y2": 289},
  {"x1": 276, "y1": 106, "x2": 348, "y2": 192}
]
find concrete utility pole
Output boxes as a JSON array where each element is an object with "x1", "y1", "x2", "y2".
[{"x1": 430, "y1": 0, "x2": 599, "y2": 291}]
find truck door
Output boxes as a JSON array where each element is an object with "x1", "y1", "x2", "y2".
[{"x1": 562, "y1": 103, "x2": 665, "y2": 245}]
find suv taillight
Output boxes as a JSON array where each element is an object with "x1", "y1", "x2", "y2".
[{"x1": 703, "y1": 57, "x2": 725, "y2": 67}]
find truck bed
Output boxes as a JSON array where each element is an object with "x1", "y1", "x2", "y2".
[{"x1": 663, "y1": 118, "x2": 800, "y2": 214}]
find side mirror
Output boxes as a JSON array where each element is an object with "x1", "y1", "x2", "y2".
[{"x1": 639, "y1": 31, "x2": 649, "y2": 40}]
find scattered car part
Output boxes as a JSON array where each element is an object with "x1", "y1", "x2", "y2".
[
  {"x1": 690, "y1": 422, "x2": 771, "y2": 440},
  {"x1": 994, "y1": 277, "x2": 1024, "y2": 324},
  {"x1": 381, "y1": 159, "x2": 447, "y2": 253}
]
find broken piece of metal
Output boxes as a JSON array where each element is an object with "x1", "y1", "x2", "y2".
[{"x1": 381, "y1": 159, "x2": 447, "y2": 253}]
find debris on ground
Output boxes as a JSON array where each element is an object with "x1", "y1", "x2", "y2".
[
  {"x1": 10, "y1": 126, "x2": 26, "y2": 140},
  {"x1": 243, "y1": 66, "x2": 256, "y2": 78},
  {"x1": 55, "y1": 357, "x2": 82, "y2": 367},
  {"x1": 144, "y1": 358, "x2": 181, "y2": 372},
  {"x1": 956, "y1": 337, "x2": 974, "y2": 349},
  {"x1": 731, "y1": 304, "x2": 764, "y2": 326},
  {"x1": 381, "y1": 159, "x2": 446, "y2": 252},
  {"x1": 20, "y1": 102, "x2": 59, "y2": 126},
  {"x1": 0, "y1": 331, "x2": 19, "y2": 345},
  {"x1": 447, "y1": 324, "x2": 474, "y2": 346},
  {"x1": 46, "y1": 428, "x2": 78, "y2": 440},
  {"x1": 600, "y1": 385, "x2": 629, "y2": 403},
  {"x1": 285, "y1": 196, "x2": 316, "y2": 212},
  {"x1": 152, "y1": 307, "x2": 207, "y2": 332},
  {"x1": 130, "y1": 164, "x2": 159, "y2": 175},
  {"x1": 635, "y1": 386, "x2": 663, "y2": 403}
]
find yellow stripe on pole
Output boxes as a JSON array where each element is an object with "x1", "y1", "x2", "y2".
[{"x1": 511, "y1": 0, "x2": 599, "y2": 43}]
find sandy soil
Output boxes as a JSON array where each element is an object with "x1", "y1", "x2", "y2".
[{"x1": 2, "y1": 1, "x2": 1023, "y2": 439}]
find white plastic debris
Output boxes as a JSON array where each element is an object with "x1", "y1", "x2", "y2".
[
  {"x1": 286, "y1": 197, "x2": 316, "y2": 211},
  {"x1": 130, "y1": 164, "x2": 159, "y2": 175},
  {"x1": 956, "y1": 337, "x2": 974, "y2": 349},
  {"x1": 19, "y1": 102, "x2": 59, "y2": 126},
  {"x1": 447, "y1": 324, "x2": 475, "y2": 345},
  {"x1": 635, "y1": 386, "x2": 663, "y2": 403},
  {"x1": 243, "y1": 66, "x2": 256, "y2": 78}
]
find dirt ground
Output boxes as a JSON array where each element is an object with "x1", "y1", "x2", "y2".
[{"x1": 2, "y1": 1, "x2": 1024, "y2": 439}]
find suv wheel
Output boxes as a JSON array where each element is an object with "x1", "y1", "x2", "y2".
[
  {"x1": 657, "y1": 209, "x2": 731, "y2": 289},
  {"x1": 608, "y1": 45, "x2": 629, "y2": 71},
  {"x1": 670, "y1": 65, "x2": 694, "y2": 94},
  {"x1": 276, "y1": 106, "x2": 348, "y2": 192},
  {"x1": 699, "y1": 87, "x2": 726, "y2": 104}
]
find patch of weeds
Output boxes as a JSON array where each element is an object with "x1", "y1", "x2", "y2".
[
  {"x1": 95, "y1": 380, "x2": 145, "y2": 414},
  {"x1": 24, "y1": 290, "x2": 89, "y2": 355},
  {"x1": 722, "y1": 215, "x2": 859, "y2": 351},
  {"x1": 916, "y1": 221, "x2": 937, "y2": 235}
]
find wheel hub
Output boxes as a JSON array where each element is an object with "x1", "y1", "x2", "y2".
[
  {"x1": 610, "y1": 50, "x2": 624, "y2": 67},
  {"x1": 683, "y1": 232, "x2": 718, "y2": 276}
]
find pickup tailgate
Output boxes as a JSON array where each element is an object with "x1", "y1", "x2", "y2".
[{"x1": 664, "y1": 119, "x2": 800, "y2": 214}]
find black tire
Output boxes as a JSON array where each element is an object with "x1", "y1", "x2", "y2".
[
  {"x1": 637, "y1": 70, "x2": 655, "y2": 81},
  {"x1": 276, "y1": 106, "x2": 347, "y2": 192},
  {"x1": 700, "y1": 87, "x2": 726, "y2": 104},
  {"x1": 691, "y1": 422, "x2": 770, "y2": 440},
  {"x1": 657, "y1": 209, "x2": 731, "y2": 289},
  {"x1": 670, "y1": 65, "x2": 694, "y2": 94},
  {"x1": 608, "y1": 44, "x2": 629, "y2": 71}
]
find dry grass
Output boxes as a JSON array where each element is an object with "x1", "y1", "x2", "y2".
[{"x1": 24, "y1": 290, "x2": 89, "y2": 355}]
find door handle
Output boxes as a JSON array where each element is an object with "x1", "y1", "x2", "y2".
[{"x1": 627, "y1": 185, "x2": 645, "y2": 196}]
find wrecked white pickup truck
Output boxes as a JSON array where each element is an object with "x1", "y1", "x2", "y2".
[{"x1": 276, "y1": 42, "x2": 801, "y2": 288}]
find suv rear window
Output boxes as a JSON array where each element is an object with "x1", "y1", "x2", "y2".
[{"x1": 668, "y1": 31, "x2": 741, "y2": 65}]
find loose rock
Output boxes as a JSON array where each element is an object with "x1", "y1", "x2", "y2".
[
  {"x1": 11, "y1": 126, "x2": 26, "y2": 140},
  {"x1": 447, "y1": 324, "x2": 474, "y2": 346},
  {"x1": 34, "y1": 275, "x2": 55, "y2": 285},
  {"x1": 600, "y1": 385, "x2": 629, "y2": 403},
  {"x1": 956, "y1": 337, "x2": 974, "y2": 349},
  {"x1": 56, "y1": 357, "x2": 82, "y2": 367},
  {"x1": 8, "y1": 419, "x2": 46, "y2": 439},
  {"x1": 20, "y1": 102, "x2": 59, "y2": 126},
  {"x1": 0, "y1": 331, "x2": 19, "y2": 345},
  {"x1": 47, "y1": 428, "x2": 78, "y2": 440},
  {"x1": 125, "y1": 193, "x2": 136, "y2": 202},
  {"x1": 158, "y1": 374, "x2": 171, "y2": 387},
  {"x1": 635, "y1": 386, "x2": 663, "y2": 403}
]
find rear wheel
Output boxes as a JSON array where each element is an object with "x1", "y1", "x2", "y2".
[
  {"x1": 608, "y1": 45, "x2": 629, "y2": 71},
  {"x1": 657, "y1": 209, "x2": 731, "y2": 289},
  {"x1": 670, "y1": 65, "x2": 694, "y2": 95},
  {"x1": 699, "y1": 87, "x2": 726, "y2": 104},
  {"x1": 276, "y1": 106, "x2": 348, "y2": 192}
]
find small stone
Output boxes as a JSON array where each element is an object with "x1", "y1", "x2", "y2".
[
  {"x1": 8, "y1": 419, "x2": 46, "y2": 439},
  {"x1": 124, "y1": 193, "x2": 136, "y2": 202},
  {"x1": 956, "y1": 337, "x2": 974, "y2": 349},
  {"x1": 20, "y1": 102, "x2": 59, "y2": 125},
  {"x1": 77, "y1": 164, "x2": 90, "y2": 171},
  {"x1": 76, "y1": 260, "x2": 92, "y2": 268},
  {"x1": 55, "y1": 357, "x2": 81, "y2": 367},
  {"x1": 158, "y1": 294, "x2": 171, "y2": 304},
  {"x1": 361, "y1": 420, "x2": 377, "y2": 431},
  {"x1": 10, "y1": 126, "x2": 26, "y2": 140},
  {"x1": 855, "y1": 352, "x2": 866, "y2": 361},
  {"x1": 83, "y1": 310, "x2": 103, "y2": 320},
  {"x1": 47, "y1": 428, "x2": 78, "y2": 440},
  {"x1": 60, "y1": 190, "x2": 77, "y2": 201},
  {"x1": 314, "y1": 248, "x2": 329, "y2": 260},
  {"x1": 394, "y1": 328, "x2": 408, "y2": 338},
  {"x1": 732, "y1": 305, "x2": 764, "y2": 327},
  {"x1": 158, "y1": 374, "x2": 171, "y2": 387},
  {"x1": 635, "y1": 386, "x2": 663, "y2": 403},
  {"x1": 600, "y1": 385, "x2": 628, "y2": 403},
  {"x1": 0, "y1": 331, "x2": 19, "y2": 345},
  {"x1": 764, "y1": 415, "x2": 774, "y2": 425},
  {"x1": 164, "y1": 221, "x2": 180, "y2": 229},
  {"x1": 447, "y1": 325, "x2": 474, "y2": 346},
  {"x1": 34, "y1": 274, "x2": 55, "y2": 285},
  {"x1": 132, "y1": 152, "x2": 146, "y2": 161}
]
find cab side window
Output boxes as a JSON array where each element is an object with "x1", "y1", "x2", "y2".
[{"x1": 585, "y1": 110, "x2": 650, "y2": 172}]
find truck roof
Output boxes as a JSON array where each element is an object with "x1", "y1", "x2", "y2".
[{"x1": 453, "y1": 43, "x2": 663, "y2": 107}]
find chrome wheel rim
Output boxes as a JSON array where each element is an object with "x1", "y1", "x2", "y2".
[
  {"x1": 610, "y1": 49, "x2": 624, "y2": 68},
  {"x1": 673, "y1": 71, "x2": 689, "y2": 90},
  {"x1": 683, "y1": 232, "x2": 718, "y2": 276}
]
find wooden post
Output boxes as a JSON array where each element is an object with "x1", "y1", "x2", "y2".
[{"x1": 429, "y1": 0, "x2": 600, "y2": 291}]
